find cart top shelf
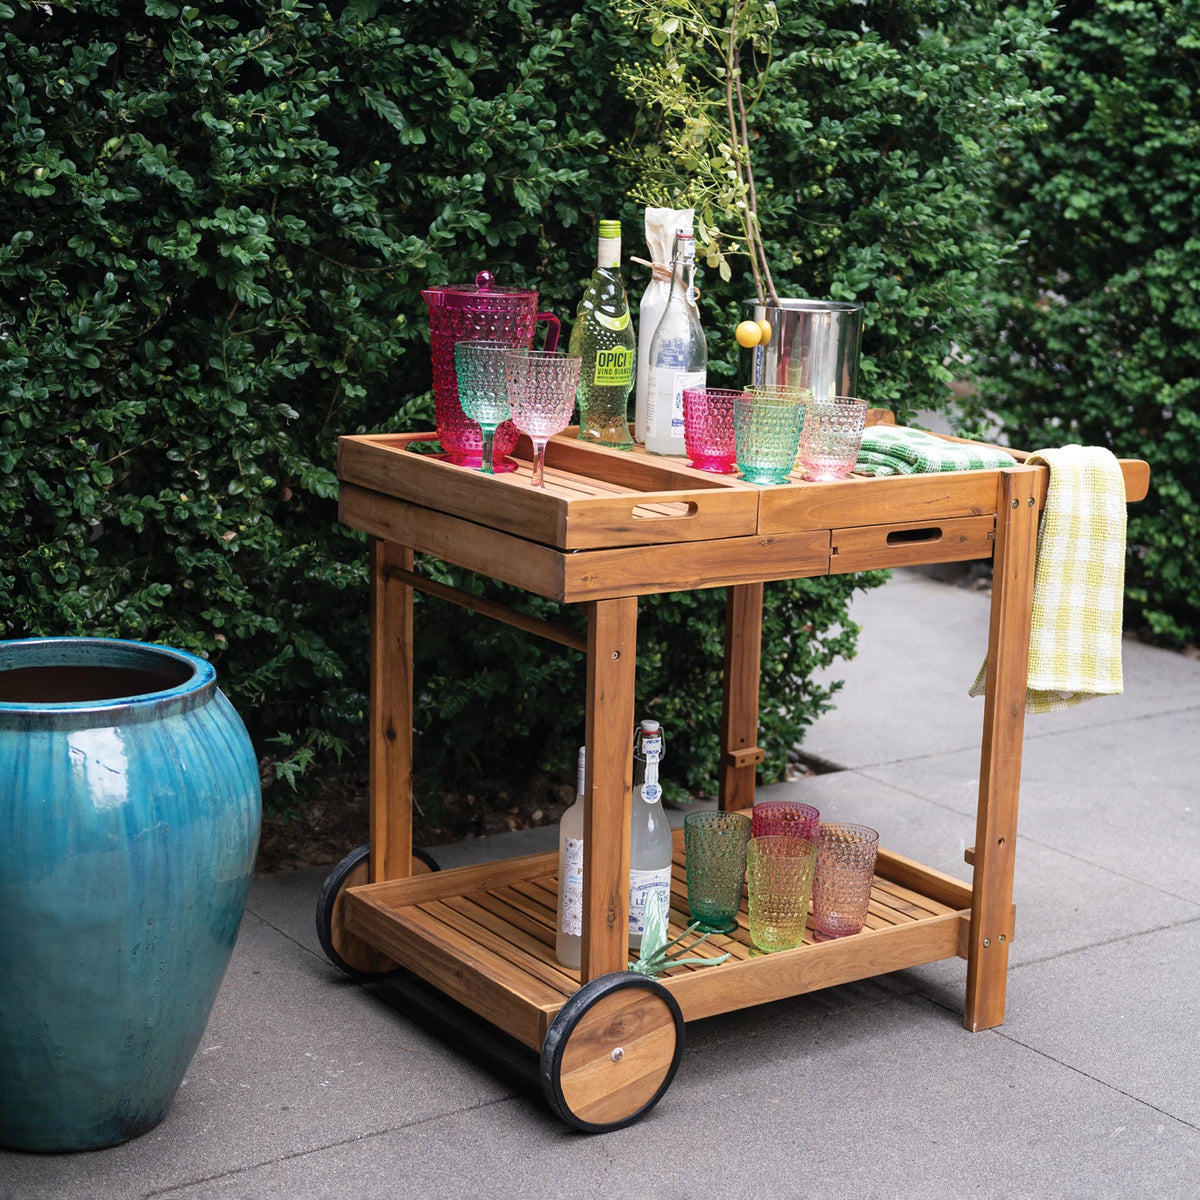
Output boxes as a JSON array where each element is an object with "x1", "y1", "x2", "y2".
[{"x1": 336, "y1": 420, "x2": 1149, "y2": 602}]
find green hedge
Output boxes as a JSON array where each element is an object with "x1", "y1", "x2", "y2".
[
  {"x1": 967, "y1": 0, "x2": 1200, "y2": 648},
  {"x1": 1, "y1": 0, "x2": 1055, "y2": 806}
]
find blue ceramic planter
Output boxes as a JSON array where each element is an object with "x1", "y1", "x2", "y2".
[{"x1": 0, "y1": 638, "x2": 261, "y2": 1152}]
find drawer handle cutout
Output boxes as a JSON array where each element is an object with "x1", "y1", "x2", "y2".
[
  {"x1": 886, "y1": 526, "x2": 943, "y2": 545},
  {"x1": 631, "y1": 501, "x2": 700, "y2": 521}
]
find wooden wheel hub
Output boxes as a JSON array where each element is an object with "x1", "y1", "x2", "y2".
[{"x1": 541, "y1": 972, "x2": 685, "y2": 1133}]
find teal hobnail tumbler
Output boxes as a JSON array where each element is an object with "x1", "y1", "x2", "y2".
[
  {"x1": 734, "y1": 389, "x2": 804, "y2": 485},
  {"x1": 684, "y1": 810, "x2": 752, "y2": 933}
]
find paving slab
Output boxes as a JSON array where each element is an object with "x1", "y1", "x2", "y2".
[
  {"x1": 806, "y1": 569, "x2": 1200, "y2": 770},
  {"x1": 1000, "y1": 920, "x2": 1200, "y2": 1129}
]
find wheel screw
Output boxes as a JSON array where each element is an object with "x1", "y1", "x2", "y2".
[{"x1": 611, "y1": 1047, "x2": 624, "y2": 1062}]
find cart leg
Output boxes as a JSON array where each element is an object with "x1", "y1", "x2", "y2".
[
  {"x1": 720, "y1": 583, "x2": 765, "y2": 812},
  {"x1": 580, "y1": 597, "x2": 638, "y2": 985},
  {"x1": 965, "y1": 469, "x2": 1039, "y2": 1031},
  {"x1": 369, "y1": 538, "x2": 416, "y2": 884}
]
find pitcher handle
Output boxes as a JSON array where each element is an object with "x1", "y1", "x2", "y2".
[{"x1": 535, "y1": 311, "x2": 560, "y2": 352}]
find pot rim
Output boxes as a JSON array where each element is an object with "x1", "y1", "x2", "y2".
[
  {"x1": 742, "y1": 297, "x2": 864, "y2": 315},
  {"x1": 0, "y1": 637, "x2": 216, "y2": 715}
]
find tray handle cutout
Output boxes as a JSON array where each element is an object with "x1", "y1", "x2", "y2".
[
  {"x1": 631, "y1": 500, "x2": 701, "y2": 521},
  {"x1": 886, "y1": 526, "x2": 943, "y2": 546}
]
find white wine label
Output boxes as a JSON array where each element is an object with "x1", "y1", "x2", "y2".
[
  {"x1": 592, "y1": 343, "x2": 633, "y2": 384},
  {"x1": 629, "y1": 866, "x2": 672, "y2": 936},
  {"x1": 560, "y1": 837, "x2": 584, "y2": 936}
]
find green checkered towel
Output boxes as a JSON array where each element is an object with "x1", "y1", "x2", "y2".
[
  {"x1": 854, "y1": 425, "x2": 1019, "y2": 475},
  {"x1": 970, "y1": 445, "x2": 1127, "y2": 714}
]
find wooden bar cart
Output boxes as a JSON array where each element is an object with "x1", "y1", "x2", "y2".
[{"x1": 321, "y1": 417, "x2": 1149, "y2": 1131}]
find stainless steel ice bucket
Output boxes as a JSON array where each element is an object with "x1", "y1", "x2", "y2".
[{"x1": 739, "y1": 299, "x2": 864, "y2": 399}]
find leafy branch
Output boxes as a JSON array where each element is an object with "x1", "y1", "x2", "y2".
[{"x1": 615, "y1": 0, "x2": 781, "y2": 304}]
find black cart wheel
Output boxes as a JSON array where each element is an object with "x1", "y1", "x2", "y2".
[
  {"x1": 315, "y1": 844, "x2": 438, "y2": 982},
  {"x1": 540, "y1": 971, "x2": 685, "y2": 1132}
]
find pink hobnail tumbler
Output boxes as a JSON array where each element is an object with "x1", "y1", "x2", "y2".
[
  {"x1": 422, "y1": 271, "x2": 559, "y2": 472},
  {"x1": 796, "y1": 395, "x2": 868, "y2": 481},
  {"x1": 811, "y1": 822, "x2": 880, "y2": 940},
  {"x1": 751, "y1": 800, "x2": 820, "y2": 843},
  {"x1": 683, "y1": 387, "x2": 746, "y2": 473}
]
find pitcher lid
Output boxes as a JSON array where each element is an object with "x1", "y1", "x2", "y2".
[{"x1": 424, "y1": 270, "x2": 538, "y2": 306}]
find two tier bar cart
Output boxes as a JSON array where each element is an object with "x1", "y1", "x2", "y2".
[{"x1": 321, "y1": 415, "x2": 1149, "y2": 1131}]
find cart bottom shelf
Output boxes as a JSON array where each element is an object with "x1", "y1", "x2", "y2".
[{"x1": 344, "y1": 829, "x2": 974, "y2": 1052}]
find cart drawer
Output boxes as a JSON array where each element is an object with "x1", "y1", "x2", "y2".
[{"x1": 831, "y1": 515, "x2": 996, "y2": 573}]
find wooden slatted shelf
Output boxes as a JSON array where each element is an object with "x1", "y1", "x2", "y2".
[{"x1": 344, "y1": 829, "x2": 972, "y2": 1050}]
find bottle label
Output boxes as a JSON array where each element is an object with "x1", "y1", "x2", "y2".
[
  {"x1": 651, "y1": 370, "x2": 703, "y2": 438},
  {"x1": 629, "y1": 866, "x2": 673, "y2": 936},
  {"x1": 592, "y1": 343, "x2": 634, "y2": 385},
  {"x1": 595, "y1": 310, "x2": 631, "y2": 333},
  {"x1": 561, "y1": 836, "x2": 584, "y2": 937}
]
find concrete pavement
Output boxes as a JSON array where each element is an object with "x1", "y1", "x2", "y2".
[{"x1": 4, "y1": 568, "x2": 1198, "y2": 1200}]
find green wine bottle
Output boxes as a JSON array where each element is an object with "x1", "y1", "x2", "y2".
[{"x1": 569, "y1": 219, "x2": 636, "y2": 450}]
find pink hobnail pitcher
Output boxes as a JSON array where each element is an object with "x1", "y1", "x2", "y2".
[{"x1": 422, "y1": 271, "x2": 560, "y2": 471}]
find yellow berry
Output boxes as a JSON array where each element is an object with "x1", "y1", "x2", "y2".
[
  {"x1": 735, "y1": 320, "x2": 762, "y2": 348},
  {"x1": 757, "y1": 319, "x2": 773, "y2": 345}
]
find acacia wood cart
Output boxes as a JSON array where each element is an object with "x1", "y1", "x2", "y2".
[{"x1": 324, "y1": 417, "x2": 1149, "y2": 1131}]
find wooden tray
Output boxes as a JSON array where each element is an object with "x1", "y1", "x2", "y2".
[{"x1": 337, "y1": 432, "x2": 760, "y2": 550}]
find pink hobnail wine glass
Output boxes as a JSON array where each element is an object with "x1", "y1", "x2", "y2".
[{"x1": 503, "y1": 349, "x2": 582, "y2": 488}]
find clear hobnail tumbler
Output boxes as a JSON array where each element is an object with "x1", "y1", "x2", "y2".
[
  {"x1": 684, "y1": 810, "x2": 752, "y2": 933},
  {"x1": 811, "y1": 822, "x2": 879, "y2": 940},
  {"x1": 746, "y1": 835, "x2": 818, "y2": 954},
  {"x1": 751, "y1": 800, "x2": 820, "y2": 843},
  {"x1": 683, "y1": 387, "x2": 745, "y2": 473},
  {"x1": 733, "y1": 389, "x2": 804, "y2": 485},
  {"x1": 796, "y1": 395, "x2": 868, "y2": 481}
]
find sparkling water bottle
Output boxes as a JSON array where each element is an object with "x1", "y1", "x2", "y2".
[
  {"x1": 645, "y1": 230, "x2": 706, "y2": 455},
  {"x1": 629, "y1": 719, "x2": 673, "y2": 951}
]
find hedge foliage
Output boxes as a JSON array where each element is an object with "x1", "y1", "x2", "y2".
[
  {"x1": 967, "y1": 0, "x2": 1200, "y2": 648},
  {"x1": 2, "y1": 0, "x2": 1055, "y2": 806}
]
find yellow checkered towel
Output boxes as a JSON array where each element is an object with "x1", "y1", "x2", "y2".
[{"x1": 970, "y1": 445, "x2": 1127, "y2": 713}]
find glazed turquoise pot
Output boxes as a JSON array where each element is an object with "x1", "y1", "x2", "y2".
[{"x1": 0, "y1": 638, "x2": 261, "y2": 1152}]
